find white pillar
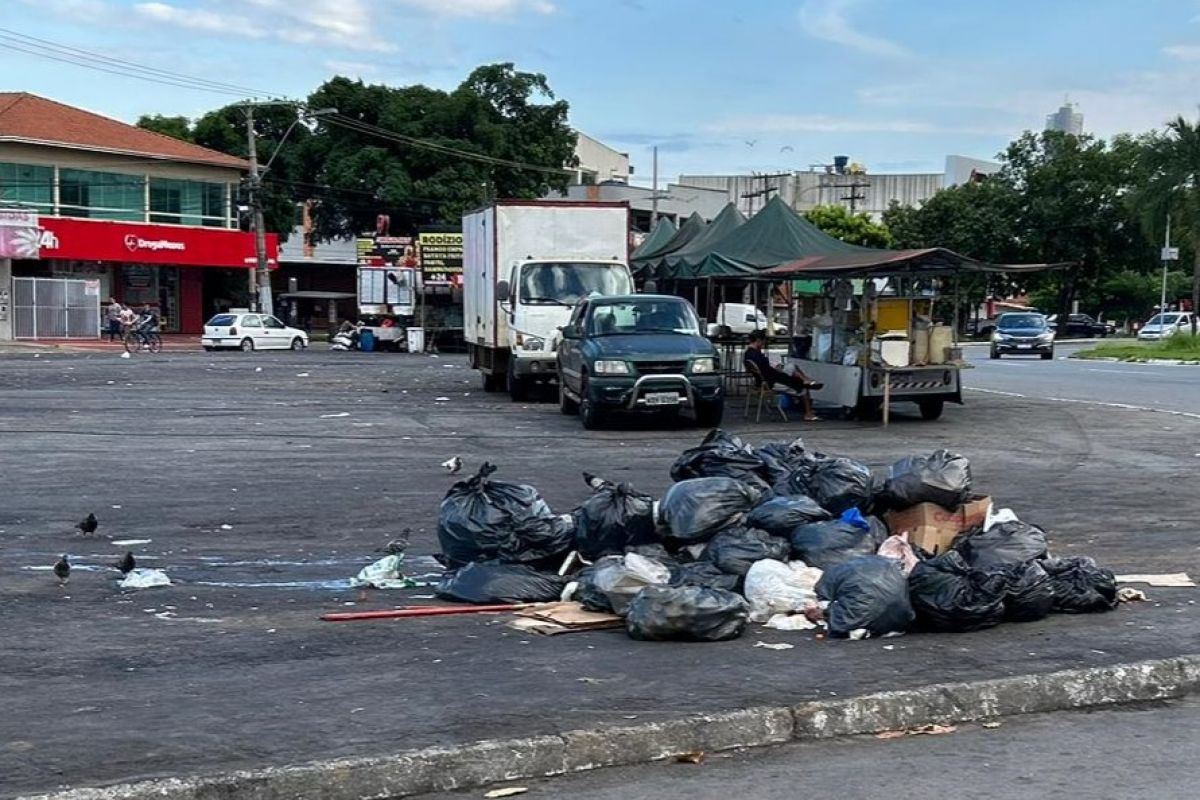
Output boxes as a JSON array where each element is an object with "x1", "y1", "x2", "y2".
[{"x1": 0, "y1": 257, "x2": 12, "y2": 340}]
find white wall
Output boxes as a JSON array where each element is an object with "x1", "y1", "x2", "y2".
[{"x1": 573, "y1": 131, "x2": 630, "y2": 183}]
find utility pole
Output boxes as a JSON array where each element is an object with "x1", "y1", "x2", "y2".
[
  {"x1": 650, "y1": 146, "x2": 659, "y2": 227},
  {"x1": 245, "y1": 105, "x2": 272, "y2": 316},
  {"x1": 1161, "y1": 213, "x2": 1177, "y2": 321}
]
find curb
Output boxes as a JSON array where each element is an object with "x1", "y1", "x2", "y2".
[{"x1": 19, "y1": 654, "x2": 1200, "y2": 800}]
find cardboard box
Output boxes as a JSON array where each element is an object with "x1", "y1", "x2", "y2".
[{"x1": 884, "y1": 495, "x2": 992, "y2": 555}]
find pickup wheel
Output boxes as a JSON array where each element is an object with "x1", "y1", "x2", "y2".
[
  {"x1": 918, "y1": 398, "x2": 945, "y2": 421},
  {"x1": 579, "y1": 375, "x2": 606, "y2": 430},
  {"x1": 559, "y1": 382, "x2": 579, "y2": 415},
  {"x1": 694, "y1": 398, "x2": 724, "y2": 428}
]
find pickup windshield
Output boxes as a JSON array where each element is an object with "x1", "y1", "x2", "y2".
[
  {"x1": 588, "y1": 299, "x2": 701, "y2": 336},
  {"x1": 518, "y1": 262, "x2": 632, "y2": 306}
]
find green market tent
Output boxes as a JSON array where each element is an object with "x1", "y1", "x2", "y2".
[
  {"x1": 630, "y1": 211, "x2": 706, "y2": 276},
  {"x1": 658, "y1": 203, "x2": 747, "y2": 277},
  {"x1": 630, "y1": 217, "x2": 677, "y2": 261}
]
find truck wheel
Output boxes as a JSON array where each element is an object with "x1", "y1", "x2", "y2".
[
  {"x1": 694, "y1": 398, "x2": 724, "y2": 428},
  {"x1": 918, "y1": 398, "x2": 945, "y2": 421},
  {"x1": 507, "y1": 361, "x2": 530, "y2": 402},
  {"x1": 481, "y1": 371, "x2": 504, "y2": 392},
  {"x1": 559, "y1": 383, "x2": 579, "y2": 415}
]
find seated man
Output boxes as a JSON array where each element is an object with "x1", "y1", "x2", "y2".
[{"x1": 743, "y1": 330, "x2": 823, "y2": 421}]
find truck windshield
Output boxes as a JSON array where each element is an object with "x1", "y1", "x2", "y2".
[
  {"x1": 588, "y1": 299, "x2": 700, "y2": 336},
  {"x1": 519, "y1": 262, "x2": 632, "y2": 306}
]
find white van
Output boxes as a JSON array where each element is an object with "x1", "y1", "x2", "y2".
[{"x1": 705, "y1": 303, "x2": 785, "y2": 337}]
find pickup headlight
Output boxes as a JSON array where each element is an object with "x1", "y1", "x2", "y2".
[
  {"x1": 593, "y1": 359, "x2": 630, "y2": 375},
  {"x1": 690, "y1": 357, "x2": 716, "y2": 374}
]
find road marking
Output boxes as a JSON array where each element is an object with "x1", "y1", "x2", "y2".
[{"x1": 967, "y1": 387, "x2": 1200, "y2": 421}]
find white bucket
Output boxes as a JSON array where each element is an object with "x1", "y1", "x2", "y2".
[{"x1": 406, "y1": 327, "x2": 425, "y2": 353}]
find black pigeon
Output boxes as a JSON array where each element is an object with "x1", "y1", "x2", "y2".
[
  {"x1": 76, "y1": 513, "x2": 98, "y2": 536},
  {"x1": 376, "y1": 529, "x2": 411, "y2": 556},
  {"x1": 114, "y1": 551, "x2": 136, "y2": 576},
  {"x1": 53, "y1": 555, "x2": 71, "y2": 586}
]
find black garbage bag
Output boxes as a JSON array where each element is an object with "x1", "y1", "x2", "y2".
[
  {"x1": 756, "y1": 437, "x2": 808, "y2": 484},
  {"x1": 625, "y1": 585, "x2": 750, "y2": 642},
  {"x1": 572, "y1": 472, "x2": 657, "y2": 560},
  {"x1": 747, "y1": 495, "x2": 831, "y2": 536},
  {"x1": 703, "y1": 527, "x2": 791, "y2": 578},
  {"x1": 670, "y1": 429, "x2": 772, "y2": 493},
  {"x1": 436, "y1": 561, "x2": 568, "y2": 604},
  {"x1": 495, "y1": 512, "x2": 576, "y2": 570},
  {"x1": 592, "y1": 553, "x2": 672, "y2": 615},
  {"x1": 670, "y1": 561, "x2": 741, "y2": 593},
  {"x1": 659, "y1": 477, "x2": 762, "y2": 544},
  {"x1": 956, "y1": 520, "x2": 1049, "y2": 569},
  {"x1": 806, "y1": 457, "x2": 875, "y2": 515},
  {"x1": 816, "y1": 556, "x2": 914, "y2": 638},
  {"x1": 1043, "y1": 557, "x2": 1118, "y2": 614},
  {"x1": 908, "y1": 551, "x2": 1007, "y2": 632},
  {"x1": 1004, "y1": 560, "x2": 1055, "y2": 622},
  {"x1": 437, "y1": 463, "x2": 561, "y2": 568},
  {"x1": 878, "y1": 450, "x2": 972, "y2": 511},
  {"x1": 573, "y1": 561, "x2": 616, "y2": 613},
  {"x1": 789, "y1": 519, "x2": 876, "y2": 570}
]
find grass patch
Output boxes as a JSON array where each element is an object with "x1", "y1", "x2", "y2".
[{"x1": 1073, "y1": 334, "x2": 1200, "y2": 361}]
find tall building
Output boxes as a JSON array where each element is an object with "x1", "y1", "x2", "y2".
[
  {"x1": 571, "y1": 131, "x2": 630, "y2": 184},
  {"x1": 1045, "y1": 101, "x2": 1084, "y2": 136}
]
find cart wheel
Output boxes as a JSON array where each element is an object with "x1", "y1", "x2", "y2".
[{"x1": 919, "y1": 398, "x2": 945, "y2": 420}]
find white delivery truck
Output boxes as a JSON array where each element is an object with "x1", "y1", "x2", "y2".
[{"x1": 463, "y1": 200, "x2": 634, "y2": 400}]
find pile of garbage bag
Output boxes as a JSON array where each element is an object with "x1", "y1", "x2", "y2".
[{"x1": 430, "y1": 433, "x2": 1125, "y2": 645}]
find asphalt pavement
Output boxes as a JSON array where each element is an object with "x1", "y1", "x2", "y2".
[
  {"x1": 423, "y1": 698, "x2": 1200, "y2": 800},
  {"x1": 964, "y1": 342, "x2": 1200, "y2": 417},
  {"x1": 1, "y1": 349, "x2": 1198, "y2": 797}
]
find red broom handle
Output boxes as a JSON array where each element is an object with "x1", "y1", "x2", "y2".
[{"x1": 321, "y1": 603, "x2": 534, "y2": 622}]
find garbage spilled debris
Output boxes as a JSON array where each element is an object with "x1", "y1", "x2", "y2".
[{"x1": 330, "y1": 429, "x2": 1145, "y2": 647}]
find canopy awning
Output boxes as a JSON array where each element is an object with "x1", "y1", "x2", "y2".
[{"x1": 764, "y1": 248, "x2": 1070, "y2": 279}]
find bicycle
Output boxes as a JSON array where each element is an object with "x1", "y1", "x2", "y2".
[{"x1": 123, "y1": 326, "x2": 163, "y2": 354}]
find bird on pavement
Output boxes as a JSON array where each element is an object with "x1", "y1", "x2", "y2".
[
  {"x1": 376, "y1": 529, "x2": 410, "y2": 556},
  {"x1": 76, "y1": 513, "x2": 98, "y2": 536},
  {"x1": 441, "y1": 456, "x2": 463, "y2": 474},
  {"x1": 53, "y1": 555, "x2": 71, "y2": 587},
  {"x1": 114, "y1": 551, "x2": 136, "y2": 576}
]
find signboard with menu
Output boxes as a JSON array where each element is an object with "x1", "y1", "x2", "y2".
[
  {"x1": 417, "y1": 228, "x2": 464, "y2": 287},
  {"x1": 356, "y1": 235, "x2": 417, "y2": 267}
]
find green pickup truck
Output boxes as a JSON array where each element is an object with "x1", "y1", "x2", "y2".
[{"x1": 556, "y1": 294, "x2": 724, "y2": 429}]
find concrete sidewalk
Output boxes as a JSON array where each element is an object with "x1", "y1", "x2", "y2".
[{"x1": 1, "y1": 352, "x2": 1197, "y2": 799}]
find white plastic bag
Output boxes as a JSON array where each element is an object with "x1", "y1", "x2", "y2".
[
  {"x1": 877, "y1": 533, "x2": 919, "y2": 576},
  {"x1": 743, "y1": 559, "x2": 823, "y2": 623},
  {"x1": 350, "y1": 555, "x2": 416, "y2": 589},
  {"x1": 764, "y1": 613, "x2": 819, "y2": 631},
  {"x1": 593, "y1": 552, "x2": 671, "y2": 615},
  {"x1": 984, "y1": 504, "x2": 1017, "y2": 531},
  {"x1": 119, "y1": 568, "x2": 172, "y2": 589}
]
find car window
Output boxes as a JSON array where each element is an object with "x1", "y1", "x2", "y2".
[
  {"x1": 206, "y1": 314, "x2": 237, "y2": 327},
  {"x1": 569, "y1": 301, "x2": 588, "y2": 331},
  {"x1": 587, "y1": 299, "x2": 700, "y2": 335},
  {"x1": 242, "y1": 315, "x2": 262, "y2": 327},
  {"x1": 262, "y1": 316, "x2": 285, "y2": 329},
  {"x1": 998, "y1": 313, "x2": 1046, "y2": 329}
]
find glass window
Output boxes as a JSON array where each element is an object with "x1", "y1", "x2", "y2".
[
  {"x1": 149, "y1": 178, "x2": 229, "y2": 227},
  {"x1": 241, "y1": 315, "x2": 262, "y2": 327},
  {"x1": 262, "y1": 316, "x2": 285, "y2": 329},
  {"x1": 587, "y1": 299, "x2": 699, "y2": 335},
  {"x1": 59, "y1": 168, "x2": 144, "y2": 221},
  {"x1": 0, "y1": 161, "x2": 55, "y2": 211},
  {"x1": 207, "y1": 314, "x2": 238, "y2": 326},
  {"x1": 518, "y1": 262, "x2": 633, "y2": 307},
  {"x1": 997, "y1": 313, "x2": 1046, "y2": 329}
]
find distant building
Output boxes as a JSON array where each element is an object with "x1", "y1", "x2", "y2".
[
  {"x1": 1045, "y1": 102, "x2": 1084, "y2": 136},
  {"x1": 545, "y1": 180, "x2": 729, "y2": 233},
  {"x1": 943, "y1": 155, "x2": 1000, "y2": 187},
  {"x1": 572, "y1": 130, "x2": 630, "y2": 184}
]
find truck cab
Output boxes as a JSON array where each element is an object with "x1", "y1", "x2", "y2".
[{"x1": 556, "y1": 294, "x2": 723, "y2": 429}]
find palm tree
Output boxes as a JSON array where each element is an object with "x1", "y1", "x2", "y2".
[{"x1": 1137, "y1": 116, "x2": 1200, "y2": 333}]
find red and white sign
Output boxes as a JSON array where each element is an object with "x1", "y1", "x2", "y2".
[{"x1": 36, "y1": 218, "x2": 278, "y2": 269}]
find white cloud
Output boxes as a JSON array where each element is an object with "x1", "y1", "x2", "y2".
[
  {"x1": 705, "y1": 114, "x2": 1008, "y2": 136},
  {"x1": 1163, "y1": 44, "x2": 1200, "y2": 61},
  {"x1": 392, "y1": 0, "x2": 556, "y2": 17},
  {"x1": 797, "y1": 0, "x2": 910, "y2": 58},
  {"x1": 134, "y1": 2, "x2": 262, "y2": 37}
]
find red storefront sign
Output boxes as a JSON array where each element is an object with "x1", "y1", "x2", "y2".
[{"x1": 35, "y1": 217, "x2": 278, "y2": 268}]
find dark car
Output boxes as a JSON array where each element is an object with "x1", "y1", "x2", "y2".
[
  {"x1": 990, "y1": 312, "x2": 1055, "y2": 359},
  {"x1": 556, "y1": 294, "x2": 724, "y2": 429},
  {"x1": 1048, "y1": 313, "x2": 1109, "y2": 338}
]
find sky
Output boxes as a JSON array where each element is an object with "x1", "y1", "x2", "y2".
[{"x1": 5, "y1": 0, "x2": 1200, "y2": 183}]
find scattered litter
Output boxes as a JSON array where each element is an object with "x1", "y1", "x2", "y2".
[
  {"x1": 754, "y1": 641, "x2": 794, "y2": 651},
  {"x1": 442, "y1": 456, "x2": 463, "y2": 474},
  {"x1": 435, "y1": 396, "x2": 451, "y2": 401},
  {"x1": 111, "y1": 505, "x2": 122, "y2": 509},
  {"x1": 876, "y1": 723, "x2": 957, "y2": 740},
  {"x1": 112, "y1": 539, "x2": 151, "y2": 546},
  {"x1": 981, "y1": 721, "x2": 1003, "y2": 729},
  {"x1": 1115, "y1": 573, "x2": 1195, "y2": 587},
  {"x1": 350, "y1": 555, "x2": 417, "y2": 590},
  {"x1": 483, "y1": 789, "x2": 527, "y2": 799},
  {"x1": 119, "y1": 568, "x2": 171, "y2": 589},
  {"x1": 219, "y1": 524, "x2": 233, "y2": 531},
  {"x1": 674, "y1": 752, "x2": 705, "y2": 765},
  {"x1": 255, "y1": 367, "x2": 262, "y2": 372},
  {"x1": 120, "y1": 352, "x2": 131, "y2": 359},
  {"x1": 296, "y1": 372, "x2": 309, "y2": 377},
  {"x1": 764, "y1": 613, "x2": 819, "y2": 631},
  {"x1": 319, "y1": 412, "x2": 350, "y2": 418},
  {"x1": 1117, "y1": 587, "x2": 1149, "y2": 603},
  {"x1": 511, "y1": 602, "x2": 622, "y2": 635}
]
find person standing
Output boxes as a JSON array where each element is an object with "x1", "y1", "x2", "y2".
[{"x1": 106, "y1": 297, "x2": 123, "y2": 341}]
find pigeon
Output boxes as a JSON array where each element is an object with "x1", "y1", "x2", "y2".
[
  {"x1": 53, "y1": 555, "x2": 71, "y2": 586},
  {"x1": 441, "y1": 456, "x2": 463, "y2": 474},
  {"x1": 114, "y1": 551, "x2": 136, "y2": 576},
  {"x1": 376, "y1": 529, "x2": 410, "y2": 556},
  {"x1": 76, "y1": 513, "x2": 98, "y2": 536}
]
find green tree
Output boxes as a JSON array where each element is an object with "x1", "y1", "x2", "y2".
[
  {"x1": 803, "y1": 204, "x2": 892, "y2": 247},
  {"x1": 136, "y1": 114, "x2": 193, "y2": 142},
  {"x1": 1129, "y1": 115, "x2": 1200, "y2": 332}
]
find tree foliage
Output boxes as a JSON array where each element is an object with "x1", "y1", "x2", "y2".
[
  {"x1": 136, "y1": 114, "x2": 193, "y2": 142},
  {"x1": 803, "y1": 204, "x2": 892, "y2": 247}
]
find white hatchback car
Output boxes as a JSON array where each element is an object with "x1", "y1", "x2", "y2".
[{"x1": 202, "y1": 313, "x2": 309, "y2": 352}]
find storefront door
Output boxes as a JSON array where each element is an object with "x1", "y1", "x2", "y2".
[{"x1": 12, "y1": 277, "x2": 100, "y2": 338}]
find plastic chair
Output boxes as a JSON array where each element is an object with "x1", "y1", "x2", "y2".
[{"x1": 743, "y1": 360, "x2": 790, "y2": 423}]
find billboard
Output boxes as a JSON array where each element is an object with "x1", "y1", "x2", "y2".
[
  {"x1": 417, "y1": 229, "x2": 463, "y2": 287},
  {"x1": 356, "y1": 235, "x2": 417, "y2": 267}
]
